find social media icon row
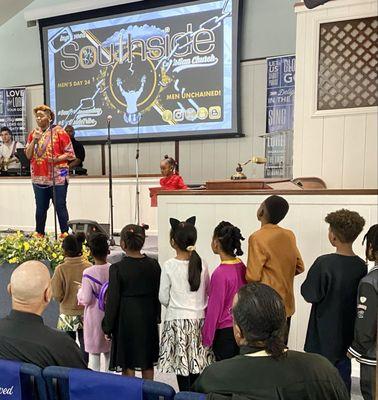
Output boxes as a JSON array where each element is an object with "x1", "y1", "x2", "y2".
[{"x1": 162, "y1": 106, "x2": 222, "y2": 123}]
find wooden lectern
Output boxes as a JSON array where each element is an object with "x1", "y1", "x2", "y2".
[{"x1": 205, "y1": 178, "x2": 302, "y2": 191}]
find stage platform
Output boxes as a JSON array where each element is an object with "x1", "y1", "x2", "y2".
[{"x1": 0, "y1": 175, "x2": 160, "y2": 234}]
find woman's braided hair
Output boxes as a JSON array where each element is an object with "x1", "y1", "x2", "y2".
[{"x1": 233, "y1": 283, "x2": 287, "y2": 359}]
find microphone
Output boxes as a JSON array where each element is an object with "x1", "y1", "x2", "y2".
[{"x1": 107, "y1": 115, "x2": 112, "y2": 122}]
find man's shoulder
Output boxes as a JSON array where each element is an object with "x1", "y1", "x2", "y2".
[
  {"x1": 0, "y1": 315, "x2": 75, "y2": 348},
  {"x1": 286, "y1": 350, "x2": 336, "y2": 371},
  {"x1": 202, "y1": 355, "x2": 245, "y2": 374},
  {"x1": 39, "y1": 324, "x2": 74, "y2": 343}
]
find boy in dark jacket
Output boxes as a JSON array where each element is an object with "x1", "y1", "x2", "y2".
[
  {"x1": 348, "y1": 224, "x2": 377, "y2": 400},
  {"x1": 301, "y1": 209, "x2": 367, "y2": 393}
]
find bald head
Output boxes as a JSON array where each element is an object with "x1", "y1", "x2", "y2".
[{"x1": 9, "y1": 261, "x2": 51, "y2": 305}]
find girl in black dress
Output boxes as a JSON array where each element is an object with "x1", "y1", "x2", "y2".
[{"x1": 102, "y1": 225, "x2": 161, "y2": 379}]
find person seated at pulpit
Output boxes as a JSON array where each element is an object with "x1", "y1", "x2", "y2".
[
  {"x1": 150, "y1": 155, "x2": 188, "y2": 207},
  {"x1": 0, "y1": 126, "x2": 24, "y2": 172},
  {"x1": 160, "y1": 155, "x2": 188, "y2": 190},
  {"x1": 65, "y1": 125, "x2": 86, "y2": 174}
]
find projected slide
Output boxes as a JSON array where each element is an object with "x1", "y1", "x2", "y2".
[{"x1": 41, "y1": 0, "x2": 240, "y2": 141}]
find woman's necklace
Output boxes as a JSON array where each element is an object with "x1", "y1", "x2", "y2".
[{"x1": 35, "y1": 128, "x2": 51, "y2": 158}]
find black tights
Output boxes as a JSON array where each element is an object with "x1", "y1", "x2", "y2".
[{"x1": 176, "y1": 374, "x2": 199, "y2": 391}]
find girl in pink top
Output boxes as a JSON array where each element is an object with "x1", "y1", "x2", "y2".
[
  {"x1": 202, "y1": 221, "x2": 247, "y2": 361},
  {"x1": 77, "y1": 232, "x2": 111, "y2": 371}
]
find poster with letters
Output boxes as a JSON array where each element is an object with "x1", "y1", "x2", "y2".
[
  {"x1": 265, "y1": 55, "x2": 295, "y2": 178},
  {"x1": 0, "y1": 87, "x2": 27, "y2": 144},
  {"x1": 266, "y1": 55, "x2": 295, "y2": 133}
]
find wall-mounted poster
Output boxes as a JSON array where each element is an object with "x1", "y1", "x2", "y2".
[
  {"x1": 0, "y1": 87, "x2": 27, "y2": 144},
  {"x1": 265, "y1": 55, "x2": 295, "y2": 178},
  {"x1": 266, "y1": 55, "x2": 295, "y2": 133}
]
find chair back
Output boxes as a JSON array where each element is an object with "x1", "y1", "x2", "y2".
[
  {"x1": 174, "y1": 392, "x2": 206, "y2": 400},
  {"x1": 42, "y1": 366, "x2": 175, "y2": 400},
  {"x1": 0, "y1": 360, "x2": 47, "y2": 400}
]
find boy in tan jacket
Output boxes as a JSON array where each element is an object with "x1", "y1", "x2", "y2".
[{"x1": 246, "y1": 195, "x2": 304, "y2": 340}]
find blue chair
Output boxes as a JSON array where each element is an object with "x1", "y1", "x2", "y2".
[
  {"x1": 0, "y1": 360, "x2": 47, "y2": 400},
  {"x1": 174, "y1": 392, "x2": 206, "y2": 400},
  {"x1": 42, "y1": 366, "x2": 175, "y2": 400}
]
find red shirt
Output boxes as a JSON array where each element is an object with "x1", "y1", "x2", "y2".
[
  {"x1": 27, "y1": 126, "x2": 75, "y2": 186},
  {"x1": 160, "y1": 174, "x2": 188, "y2": 190}
]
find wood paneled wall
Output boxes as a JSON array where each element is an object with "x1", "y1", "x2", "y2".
[{"x1": 293, "y1": 0, "x2": 378, "y2": 189}]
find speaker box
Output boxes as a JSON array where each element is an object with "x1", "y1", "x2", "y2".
[{"x1": 68, "y1": 219, "x2": 109, "y2": 238}]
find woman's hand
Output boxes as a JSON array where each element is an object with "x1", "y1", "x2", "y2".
[{"x1": 32, "y1": 128, "x2": 42, "y2": 142}]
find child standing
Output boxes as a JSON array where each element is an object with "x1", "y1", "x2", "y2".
[
  {"x1": 348, "y1": 224, "x2": 377, "y2": 400},
  {"x1": 202, "y1": 221, "x2": 247, "y2": 361},
  {"x1": 102, "y1": 225, "x2": 161, "y2": 379},
  {"x1": 51, "y1": 233, "x2": 91, "y2": 363},
  {"x1": 158, "y1": 217, "x2": 214, "y2": 391},
  {"x1": 301, "y1": 209, "x2": 367, "y2": 393},
  {"x1": 246, "y1": 195, "x2": 304, "y2": 338},
  {"x1": 77, "y1": 232, "x2": 111, "y2": 371}
]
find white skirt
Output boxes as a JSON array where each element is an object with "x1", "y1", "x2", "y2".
[{"x1": 158, "y1": 319, "x2": 215, "y2": 376}]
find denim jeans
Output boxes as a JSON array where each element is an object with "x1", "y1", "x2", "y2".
[
  {"x1": 335, "y1": 356, "x2": 352, "y2": 394},
  {"x1": 32, "y1": 182, "x2": 69, "y2": 235}
]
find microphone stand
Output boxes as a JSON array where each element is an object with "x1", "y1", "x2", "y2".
[
  {"x1": 107, "y1": 117, "x2": 115, "y2": 246},
  {"x1": 134, "y1": 115, "x2": 141, "y2": 226},
  {"x1": 50, "y1": 122, "x2": 58, "y2": 240}
]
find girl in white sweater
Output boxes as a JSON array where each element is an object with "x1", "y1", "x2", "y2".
[{"x1": 158, "y1": 216, "x2": 214, "y2": 391}]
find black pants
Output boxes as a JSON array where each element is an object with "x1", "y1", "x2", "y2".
[
  {"x1": 334, "y1": 356, "x2": 351, "y2": 394},
  {"x1": 213, "y1": 327, "x2": 239, "y2": 361},
  {"x1": 360, "y1": 364, "x2": 376, "y2": 400},
  {"x1": 176, "y1": 374, "x2": 199, "y2": 391},
  {"x1": 67, "y1": 329, "x2": 88, "y2": 365}
]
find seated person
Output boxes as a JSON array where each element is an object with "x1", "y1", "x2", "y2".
[
  {"x1": 193, "y1": 283, "x2": 349, "y2": 399},
  {"x1": 0, "y1": 126, "x2": 24, "y2": 171},
  {"x1": 0, "y1": 260, "x2": 87, "y2": 369},
  {"x1": 150, "y1": 155, "x2": 188, "y2": 207},
  {"x1": 65, "y1": 125, "x2": 86, "y2": 171},
  {"x1": 160, "y1": 155, "x2": 187, "y2": 190}
]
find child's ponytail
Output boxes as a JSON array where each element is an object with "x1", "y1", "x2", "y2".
[
  {"x1": 187, "y1": 246, "x2": 202, "y2": 292},
  {"x1": 170, "y1": 216, "x2": 202, "y2": 292}
]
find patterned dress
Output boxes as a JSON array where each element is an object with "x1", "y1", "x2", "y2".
[{"x1": 158, "y1": 257, "x2": 215, "y2": 375}]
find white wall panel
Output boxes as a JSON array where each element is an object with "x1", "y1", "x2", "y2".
[
  {"x1": 364, "y1": 113, "x2": 378, "y2": 188},
  {"x1": 321, "y1": 116, "x2": 344, "y2": 188},
  {"x1": 293, "y1": 0, "x2": 378, "y2": 188},
  {"x1": 343, "y1": 115, "x2": 367, "y2": 188}
]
